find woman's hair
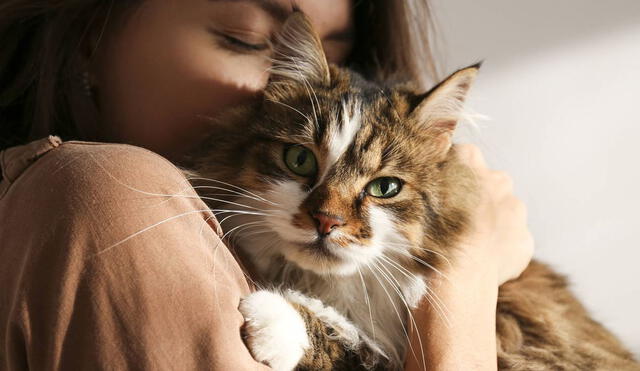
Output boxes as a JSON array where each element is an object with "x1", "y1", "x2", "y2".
[{"x1": 0, "y1": 0, "x2": 439, "y2": 151}]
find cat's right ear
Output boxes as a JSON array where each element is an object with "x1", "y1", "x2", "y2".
[
  {"x1": 409, "y1": 63, "x2": 480, "y2": 160},
  {"x1": 264, "y1": 11, "x2": 331, "y2": 101}
]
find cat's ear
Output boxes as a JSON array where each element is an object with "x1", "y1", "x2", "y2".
[
  {"x1": 264, "y1": 11, "x2": 331, "y2": 100},
  {"x1": 410, "y1": 63, "x2": 480, "y2": 159}
]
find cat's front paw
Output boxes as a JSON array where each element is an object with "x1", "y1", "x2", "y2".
[{"x1": 239, "y1": 290, "x2": 310, "y2": 371}]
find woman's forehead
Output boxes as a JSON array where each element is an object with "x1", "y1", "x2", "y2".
[
  {"x1": 205, "y1": 0, "x2": 355, "y2": 62},
  {"x1": 203, "y1": 0, "x2": 353, "y2": 33}
]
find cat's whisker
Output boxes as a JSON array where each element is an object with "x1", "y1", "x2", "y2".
[
  {"x1": 225, "y1": 220, "x2": 271, "y2": 232},
  {"x1": 216, "y1": 215, "x2": 272, "y2": 243},
  {"x1": 191, "y1": 192, "x2": 249, "y2": 199},
  {"x1": 228, "y1": 224, "x2": 269, "y2": 247},
  {"x1": 236, "y1": 228, "x2": 274, "y2": 242},
  {"x1": 86, "y1": 153, "x2": 208, "y2": 205},
  {"x1": 220, "y1": 221, "x2": 266, "y2": 242},
  {"x1": 406, "y1": 255, "x2": 449, "y2": 281},
  {"x1": 296, "y1": 66, "x2": 322, "y2": 135},
  {"x1": 386, "y1": 242, "x2": 453, "y2": 268},
  {"x1": 367, "y1": 261, "x2": 418, "y2": 368},
  {"x1": 204, "y1": 213, "x2": 226, "y2": 320},
  {"x1": 423, "y1": 285, "x2": 453, "y2": 328},
  {"x1": 202, "y1": 209, "x2": 268, "y2": 288},
  {"x1": 373, "y1": 259, "x2": 427, "y2": 371},
  {"x1": 209, "y1": 227, "x2": 263, "y2": 291},
  {"x1": 380, "y1": 256, "x2": 451, "y2": 324},
  {"x1": 212, "y1": 210, "x2": 272, "y2": 222},
  {"x1": 96, "y1": 208, "x2": 217, "y2": 256},
  {"x1": 191, "y1": 185, "x2": 273, "y2": 204},
  {"x1": 223, "y1": 221, "x2": 259, "y2": 241},
  {"x1": 109, "y1": 188, "x2": 276, "y2": 223},
  {"x1": 196, "y1": 214, "x2": 263, "y2": 311},
  {"x1": 212, "y1": 208, "x2": 273, "y2": 215},
  {"x1": 186, "y1": 176, "x2": 279, "y2": 206},
  {"x1": 378, "y1": 254, "x2": 419, "y2": 281},
  {"x1": 294, "y1": 65, "x2": 319, "y2": 129},
  {"x1": 89, "y1": 173, "x2": 275, "y2": 218},
  {"x1": 356, "y1": 266, "x2": 376, "y2": 342},
  {"x1": 306, "y1": 75, "x2": 321, "y2": 117},
  {"x1": 384, "y1": 245, "x2": 450, "y2": 281},
  {"x1": 266, "y1": 98, "x2": 311, "y2": 122},
  {"x1": 210, "y1": 200, "x2": 280, "y2": 215},
  {"x1": 215, "y1": 217, "x2": 270, "y2": 239},
  {"x1": 195, "y1": 195, "x2": 278, "y2": 213},
  {"x1": 378, "y1": 254, "x2": 453, "y2": 329},
  {"x1": 288, "y1": 55, "x2": 320, "y2": 111}
]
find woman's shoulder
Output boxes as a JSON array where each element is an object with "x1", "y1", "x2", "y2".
[
  {"x1": 1, "y1": 137, "x2": 187, "y2": 198},
  {"x1": 43, "y1": 139, "x2": 185, "y2": 185},
  {"x1": 0, "y1": 137, "x2": 200, "y2": 224},
  {"x1": 0, "y1": 137, "x2": 218, "y2": 253}
]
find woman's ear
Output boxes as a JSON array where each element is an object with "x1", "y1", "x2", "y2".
[
  {"x1": 410, "y1": 63, "x2": 481, "y2": 159},
  {"x1": 265, "y1": 11, "x2": 331, "y2": 101}
]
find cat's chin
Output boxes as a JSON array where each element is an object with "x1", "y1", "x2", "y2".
[
  {"x1": 280, "y1": 241, "x2": 361, "y2": 277},
  {"x1": 292, "y1": 257, "x2": 359, "y2": 276}
]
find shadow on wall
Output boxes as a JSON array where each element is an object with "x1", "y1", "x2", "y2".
[{"x1": 432, "y1": 0, "x2": 640, "y2": 68}]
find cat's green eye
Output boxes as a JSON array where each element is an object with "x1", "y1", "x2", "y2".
[
  {"x1": 366, "y1": 177, "x2": 402, "y2": 198},
  {"x1": 284, "y1": 145, "x2": 317, "y2": 177}
]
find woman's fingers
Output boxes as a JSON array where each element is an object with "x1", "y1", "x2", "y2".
[
  {"x1": 456, "y1": 143, "x2": 487, "y2": 168},
  {"x1": 452, "y1": 144, "x2": 535, "y2": 285}
]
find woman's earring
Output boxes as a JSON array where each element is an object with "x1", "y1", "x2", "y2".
[{"x1": 82, "y1": 71, "x2": 93, "y2": 97}]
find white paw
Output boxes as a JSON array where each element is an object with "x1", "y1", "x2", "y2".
[
  {"x1": 284, "y1": 290, "x2": 361, "y2": 345},
  {"x1": 239, "y1": 291, "x2": 310, "y2": 371}
]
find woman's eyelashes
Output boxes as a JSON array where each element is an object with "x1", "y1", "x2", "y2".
[{"x1": 210, "y1": 29, "x2": 269, "y2": 54}]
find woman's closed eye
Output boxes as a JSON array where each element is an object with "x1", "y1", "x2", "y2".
[{"x1": 210, "y1": 29, "x2": 269, "y2": 53}]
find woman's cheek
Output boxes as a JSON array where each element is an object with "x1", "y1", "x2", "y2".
[
  {"x1": 96, "y1": 27, "x2": 271, "y2": 158},
  {"x1": 145, "y1": 49, "x2": 271, "y2": 158},
  {"x1": 201, "y1": 50, "x2": 271, "y2": 96}
]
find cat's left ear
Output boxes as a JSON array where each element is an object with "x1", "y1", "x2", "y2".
[
  {"x1": 265, "y1": 11, "x2": 331, "y2": 101},
  {"x1": 410, "y1": 63, "x2": 480, "y2": 159}
]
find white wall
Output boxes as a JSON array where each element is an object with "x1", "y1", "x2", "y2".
[{"x1": 431, "y1": 0, "x2": 640, "y2": 356}]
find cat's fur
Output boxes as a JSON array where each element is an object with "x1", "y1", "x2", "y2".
[{"x1": 188, "y1": 13, "x2": 639, "y2": 371}]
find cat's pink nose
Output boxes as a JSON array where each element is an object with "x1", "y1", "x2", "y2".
[{"x1": 311, "y1": 212, "x2": 345, "y2": 236}]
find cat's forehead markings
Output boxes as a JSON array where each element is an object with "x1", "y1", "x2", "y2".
[
  {"x1": 313, "y1": 99, "x2": 362, "y2": 189},
  {"x1": 327, "y1": 99, "x2": 361, "y2": 165}
]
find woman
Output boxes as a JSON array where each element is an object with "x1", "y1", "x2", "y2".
[{"x1": 0, "y1": 0, "x2": 533, "y2": 370}]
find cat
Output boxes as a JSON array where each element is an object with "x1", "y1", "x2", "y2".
[{"x1": 187, "y1": 12, "x2": 639, "y2": 371}]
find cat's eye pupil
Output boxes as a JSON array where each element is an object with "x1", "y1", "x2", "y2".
[
  {"x1": 366, "y1": 177, "x2": 401, "y2": 199},
  {"x1": 379, "y1": 179, "x2": 390, "y2": 194},
  {"x1": 295, "y1": 151, "x2": 307, "y2": 167},
  {"x1": 284, "y1": 145, "x2": 317, "y2": 177}
]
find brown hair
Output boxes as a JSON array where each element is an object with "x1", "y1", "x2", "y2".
[{"x1": 0, "y1": 0, "x2": 439, "y2": 151}]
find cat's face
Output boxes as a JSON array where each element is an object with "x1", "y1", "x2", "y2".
[{"x1": 194, "y1": 13, "x2": 478, "y2": 276}]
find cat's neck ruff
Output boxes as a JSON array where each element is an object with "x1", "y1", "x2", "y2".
[{"x1": 243, "y1": 244, "x2": 427, "y2": 365}]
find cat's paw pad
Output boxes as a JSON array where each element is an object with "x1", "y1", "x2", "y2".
[{"x1": 239, "y1": 291, "x2": 310, "y2": 371}]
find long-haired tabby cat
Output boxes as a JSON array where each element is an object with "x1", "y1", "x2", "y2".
[{"x1": 187, "y1": 12, "x2": 638, "y2": 371}]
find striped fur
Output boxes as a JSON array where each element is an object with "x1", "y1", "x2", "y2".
[{"x1": 189, "y1": 12, "x2": 639, "y2": 371}]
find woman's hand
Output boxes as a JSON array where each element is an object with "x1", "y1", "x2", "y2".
[
  {"x1": 405, "y1": 144, "x2": 534, "y2": 371},
  {"x1": 454, "y1": 143, "x2": 534, "y2": 285}
]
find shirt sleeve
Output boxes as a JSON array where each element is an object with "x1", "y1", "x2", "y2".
[{"x1": 0, "y1": 141, "x2": 270, "y2": 370}]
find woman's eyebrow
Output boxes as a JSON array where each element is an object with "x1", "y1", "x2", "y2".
[{"x1": 208, "y1": 0, "x2": 291, "y2": 22}]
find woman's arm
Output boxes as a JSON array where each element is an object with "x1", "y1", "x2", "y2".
[
  {"x1": 407, "y1": 268, "x2": 499, "y2": 371},
  {"x1": 405, "y1": 144, "x2": 534, "y2": 371},
  {"x1": 0, "y1": 141, "x2": 270, "y2": 370}
]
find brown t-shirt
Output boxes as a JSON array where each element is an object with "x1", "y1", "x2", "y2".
[{"x1": 0, "y1": 137, "x2": 269, "y2": 370}]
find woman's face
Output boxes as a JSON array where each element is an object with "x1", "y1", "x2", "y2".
[{"x1": 92, "y1": 0, "x2": 354, "y2": 160}]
